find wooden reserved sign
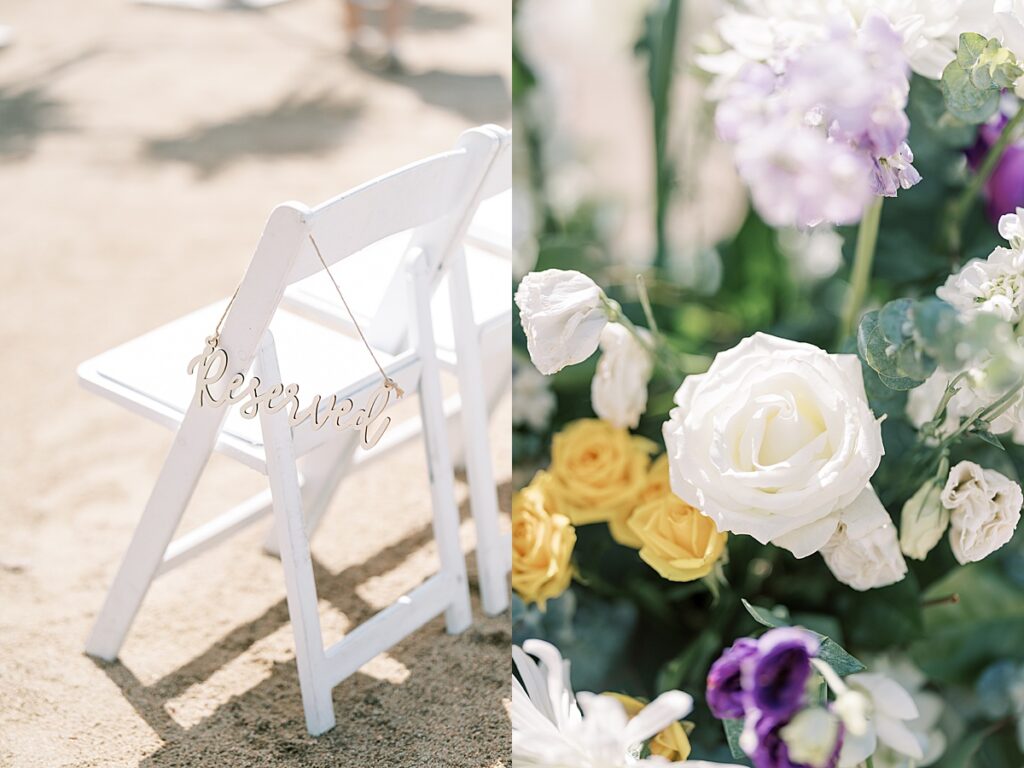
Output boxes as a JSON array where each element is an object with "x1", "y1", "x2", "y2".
[{"x1": 187, "y1": 337, "x2": 395, "y2": 449}]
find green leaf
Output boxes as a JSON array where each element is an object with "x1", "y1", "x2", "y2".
[
  {"x1": 973, "y1": 428, "x2": 1005, "y2": 450},
  {"x1": 655, "y1": 629, "x2": 721, "y2": 694},
  {"x1": 741, "y1": 598, "x2": 790, "y2": 628},
  {"x1": 818, "y1": 637, "x2": 866, "y2": 676},
  {"x1": 723, "y1": 718, "x2": 746, "y2": 760},
  {"x1": 878, "y1": 298, "x2": 914, "y2": 344},
  {"x1": 877, "y1": 371, "x2": 926, "y2": 390},
  {"x1": 956, "y1": 32, "x2": 990, "y2": 69},
  {"x1": 940, "y1": 59, "x2": 1001, "y2": 123}
]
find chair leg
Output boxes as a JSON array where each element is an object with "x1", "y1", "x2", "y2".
[
  {"x1": 84, "y1": 408, "x2": 226, "y2": 661},
  {"x1": 262, "y1": 432, "x2": 359, "y2": 557},
  {"x1": 410, "y1": 252, "x2": 473, "y2": 634},
  {"x1": 448, "y1": 250, "x2": 510, "y2": 615},
  {"x1": 258, "y1": 337, "x2": 336, "y2": 736}
]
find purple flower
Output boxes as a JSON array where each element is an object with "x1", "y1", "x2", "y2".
[
  {"x1": 743, "y1": 628, "x2": 819, "y2": 723},
  {"x1": 750, "y1": 711, "x2": 843, "y2": 768},
  {"x1": 968, "y1": 112, "x2": 1024, "y2": 224},
  {"x1": 706, "y1": 637, "x2": 758, "y2": 719}
]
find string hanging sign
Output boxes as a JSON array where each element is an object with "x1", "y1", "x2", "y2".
[{"x1": 187, "y1": 235, "x2": 404, "y2": 449}]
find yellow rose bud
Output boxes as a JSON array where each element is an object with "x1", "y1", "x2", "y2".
[
  {"x1": 603, "y1": 693, "x2": 693, "y2": 762},
  {"x1": 547, "y1": 420, "x2": 656, "y2": 545},
  {"x1": 628, "y1": 491, "x2": 727, "y2": 582},
  {"x1": 512, "y1": 472, "x2": 576, "y2": 609}
]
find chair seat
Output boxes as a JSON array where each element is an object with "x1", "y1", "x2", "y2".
[
  {"x1": 77, "y1": 303, "x2": 420, "y2": 472},
  {"x1": 283, "y1": 230, "x2": 512, "y2": 362}
]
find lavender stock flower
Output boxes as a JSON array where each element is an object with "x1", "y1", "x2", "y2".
[
  {"x1": 706, "y1": 637, "x2": 758, "y2": 719},
  {"x1": 714, "y1": 12, "x2": 919, "y2": 227}
]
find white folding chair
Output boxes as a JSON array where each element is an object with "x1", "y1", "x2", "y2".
[
  {"x1": 78, "y1": 126, "x2": 505, "y2": 735},
  {"x1": 282, "y1": 133, "x2": 513, "y2": 616}
]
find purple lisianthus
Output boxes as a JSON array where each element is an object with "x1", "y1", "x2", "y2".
[
  {"x1": 750, "y1": 710, "x2": 843, "y2": 768},
  {"x1": 968, "y1": 111, "x2": 1024, "y2": 224},
  {"x1": 743, "y1": 628, "x2": 820, "y2": 723},
  {"x1": 706, "y1": 637, "x2": 758, "y2": 719}
]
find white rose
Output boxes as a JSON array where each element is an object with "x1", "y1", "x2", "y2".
[
  {"x1": 935, "y1": 246, "x2": 1024, "y2": 323},
  {"x1": 821, "y1": 488, "x2": 908, "y2": 591},
  {"x1": 899, "y1": 479, "x2": 950, "y2": 560},
  {"x1": 591, "y1": 324, "x2": 653, "y2": 429},
  {"x1": 941, "y1": 461, "x2": 1022, "y2": 564},
  {"x1": 515, "y1": 269, "x2": 609, "y2": 375},
  {"x1": 662, "y1": 333, "x2": 884, "y2": 557}
]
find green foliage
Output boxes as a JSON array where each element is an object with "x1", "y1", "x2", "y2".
[
  {"x1": 739, "y1": 599, "x2": 866, "y2": 675},
  {"x1": 911, "y1": 561, "x2": 1024, "y2": 684},
  {"x1": 941, "y1": 33, "x2": 1023, "y2": 123}
]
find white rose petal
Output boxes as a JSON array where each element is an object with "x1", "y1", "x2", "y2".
[
  {"x1": 591, "y1": 323, "x2": 653, "y2": 429},
  {"x1": 662, "y1": 333, "x2": 884, "y2": 558},
  {"x1": 821, "y1": 487, "x2": 908, "y2": 591},
  {"x1": 515, "y1": 269, "x2": 608, "y2": 375},
  {"x1": 941, "y1": 460, "x2": 1022, "y2": 564}
]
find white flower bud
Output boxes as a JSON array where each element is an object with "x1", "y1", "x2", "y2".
[
  {"x1": 591, "y1": 324, "x2": 653, "y2": 429},
  {"x1": 899, "y1": 479, "x2": 949, "y2": 560}
]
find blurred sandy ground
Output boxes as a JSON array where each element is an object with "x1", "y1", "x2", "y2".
[{"x1": 0, "y1": 0, "x2": 510, "y2": 765}]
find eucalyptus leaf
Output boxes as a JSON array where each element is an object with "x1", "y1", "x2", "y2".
[{"x1": 940, "y1": 59, "x2": 1001, "y2": 123}]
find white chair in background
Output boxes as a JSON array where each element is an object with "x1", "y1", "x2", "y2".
[
  {"x1": 282, "y1": 134, "x2": 513, "y2": 616},
  {"x1": 78, "y1": 126, "x2": 505, "y2": 735}
]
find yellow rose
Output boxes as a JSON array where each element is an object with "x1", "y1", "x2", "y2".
[
  {"x1": 512, "y1": 472, "x2": 576, "y2": 609},
  {"x1": 603, "y1": 693, "x2": 693, "y2": 761},
  {"x1": 547, "y1": 420, "x2": 655, "y2": 544},
  {"x1": 640, "y1": 454, "x2": 672, "y2": 503},
  {"x1": 628, "y1": 490, "x2": 727, "y2": 582}
]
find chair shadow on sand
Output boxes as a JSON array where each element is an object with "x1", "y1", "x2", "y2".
[
  {"x1": 91, "y1": 480, "x2": 512, "y2": 767},
  {"x1": 141, "y1": 91, "x2": 365, "y2": 178}
]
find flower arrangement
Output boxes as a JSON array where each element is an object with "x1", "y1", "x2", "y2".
[{"x1": 512, "y1": 0, "x2": 1024, "y2": 765}]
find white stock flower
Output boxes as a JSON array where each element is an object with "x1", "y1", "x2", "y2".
[
  {"x1": 936, "y1": 246, "x2": 1024, "y2": 323},
  {"x1": 591, "y1": 324, "x2": 653, "y2": 429},
  {"x1": 512, "y1": 639, "x2": 736, "y2": 768},
  {"x1": 820, "y1": 487, "x2": 908, "y2": 590},
  {"x1": 662, "y1": 333, "x2": 884, "y2": 558},
  {"x1": 698, "y1": 0, "x2": 964, "y2": 82},
  {"x1": 835, "y1": 672, "x2": 924, "y2": 767},
  {"x1": 941, "y1": 461, "x2": 1022, "y2": 564},
  {"x1": 515, "y1": 270, "x2": 609, "y2": 375},
  {"x1": 513, "y1": 357, "x2": 557, "y2": 432},
  {"x1": 899, "y1": 479, "x2": 950, "y2": 560}
]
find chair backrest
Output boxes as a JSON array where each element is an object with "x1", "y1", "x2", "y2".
[
  {"x1": 365, "y1": 125, "x2": 511, "y2": 354},
  {"x1": 211, "y1": 126, "x2": 507, "y2": 396}
]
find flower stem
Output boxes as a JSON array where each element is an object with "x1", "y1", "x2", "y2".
[
  {"x1": 947, "y1": 108, "x2": 1024, "y2": 256},
  {"x1": 838, "y1": 197, "x2": 884, "y2": 345}
]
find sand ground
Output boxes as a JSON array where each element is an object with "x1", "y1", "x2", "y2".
[{"x1": 0, "y1": 1, "x2": 511, "y2": 765}]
